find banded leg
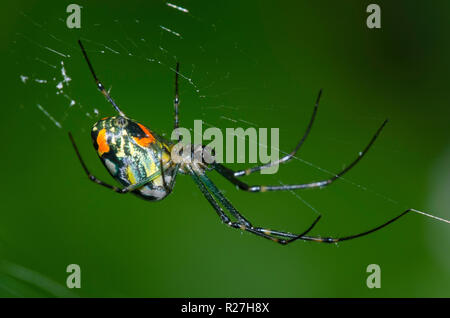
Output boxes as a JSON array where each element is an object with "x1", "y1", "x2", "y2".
[
  {"x1": 247, "y1": 208, "x2": 412, "y2": 244},
  {"x1": 78, "y1": 40, "x2": 126, "y2": 117},
  {"x1": 198, "y1": 171, "x2": 252, "y2": 227},
  {"x1": 214, "y1": 119, "x2": 388, "y2": 192},
  {"x1": 297, "y1": 209, "x2": 412, "y2": 243},
  {"x1": 235, "y1": 89, "x2": 322, "y2": 177},
  {"x1": 173, "y1": 62, "x2": 181, "y2": 142},
  {"x1": 189, "y1": 167, "x2": 321, "y2": 245},
  {"x1": 69, "y1": 132, "x2": 157, "y2": 194},
  {"x1": 192, "y1": 168, "x2": 414, "y2": 244}
]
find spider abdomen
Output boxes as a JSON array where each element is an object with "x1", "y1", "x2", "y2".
[{"x1": 91, "y1": 116, "x2": 174, "y2": 201}]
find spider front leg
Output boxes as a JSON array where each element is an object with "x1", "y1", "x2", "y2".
[
  {"x1": 214, "y1": 119, "x2": 388, "y2": 192},
  {"x1": 297, "y1": 209, "x2": 413, "y2": 243},
  {"x1": 192, "y1": 165, "x2": 414, "y2": 244},
  {"x1": 189, "y1": 166, "x2": 321, "y2": 245}
]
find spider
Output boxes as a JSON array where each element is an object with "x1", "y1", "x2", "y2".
[{"x1": 69, "y1": 40, "x2": 413, "y2": 245}]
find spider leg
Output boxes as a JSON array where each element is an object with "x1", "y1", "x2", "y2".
[
  {"x1": 159, "y1": 149, "x2": 180, "y2": 195},
  {"x1": 189, "y1": 166, "x2": 322, "y2": 245},
  {"x1": 78, "y1": 40, "x2": 126, "y2": 117},
  {"x1": 162, "y1": 62, "x2": 181, "y2": 192},
  {"x1": 214, "y1": 119, "x2": 388, "y2": 192},
  {"x1": 297, "y1": 209, "x2": 412, "y2": 243},
  {"x1": 173, "y1": 62, "x2": 181, "y2": 142},
  {"x1": 234, "y1": 89, "x2": 321, "y2": 177},
  {"x1": 192, "y1": 166, "x2": 413, "y2": 244},
  {"x1": 197, "y1": 170, "x2": 252, "y2": 227},
  {"x1": 69, "y1": 132, "x2": 159, "y2": 194}
]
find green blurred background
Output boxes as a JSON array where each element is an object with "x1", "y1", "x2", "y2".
[{"x1": 1, "y1": 0, "x2": 449, "y2": 297}]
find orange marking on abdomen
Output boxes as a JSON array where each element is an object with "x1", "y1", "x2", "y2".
[
  {"x1": 97, "y1": 128, "x2": 110, "y2": 156},
  {"x1": 133, "y1": 123, "x2": 155, "y2": 147}
]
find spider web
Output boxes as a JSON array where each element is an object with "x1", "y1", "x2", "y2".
[{"x1": 13, "y1": 1, "x2": 445, "y2": 234}]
